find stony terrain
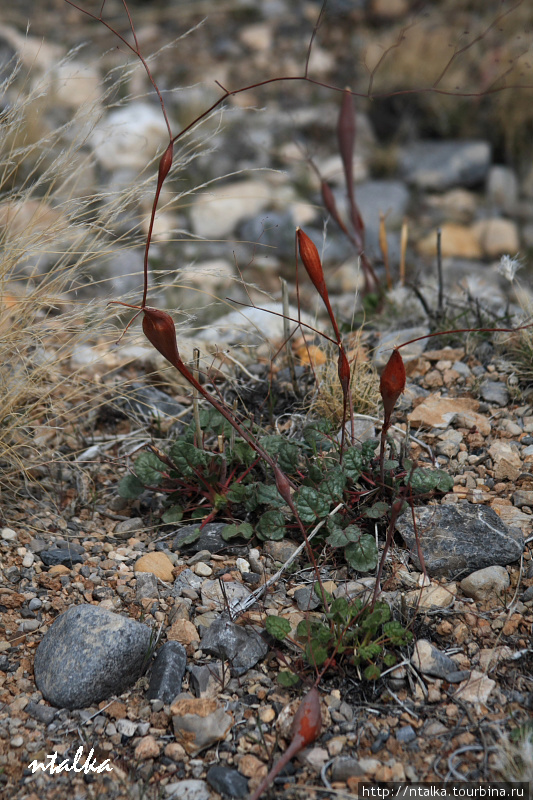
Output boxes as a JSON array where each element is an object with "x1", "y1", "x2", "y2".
[{"x1": 1, "y1": 1, "x2": 533, "y2": 799}]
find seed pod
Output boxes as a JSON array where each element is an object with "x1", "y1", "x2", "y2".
[
  {"x1": 380, "y1": 348, "x2": 406, "y2": 423},
  {"x1": 158, "y1": 142, "x2": 174, "y2": 185},
  {"x1": 337, "y1": 347, "x2": 350, "y2": 395},
  {"x1": 297, "y1": 227, "x2": 327, "y2": 300},
  {"x1": 380, "y1": 348, "x2": 406, "y2": 427},
  {"x1": 142, "y1": 307, "x2": 181, "y2": 368}
]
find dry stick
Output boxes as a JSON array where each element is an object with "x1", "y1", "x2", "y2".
[{"x1": 436, "y1": 227, "x2": 444, "y2": 316}]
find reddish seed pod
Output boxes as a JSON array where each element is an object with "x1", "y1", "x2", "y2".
[
  {"x1": 158, "y1": 142, "x2": 174, "y2": 184},
  {"x1": 380, "y1": 348, "x2": 406, "y2": 423},
  {"x1": 297, "y1": 227, "x2": 327, "y2": 299},
  {"x1": 337, "y1": 347, "x2": 350, "y2": 394},
  {"x1": 291, "y1": 686, "x2": 322, "y2": 746},
  {"x1": 142, "y1": 307, "x2": 181, "y2": 368}
]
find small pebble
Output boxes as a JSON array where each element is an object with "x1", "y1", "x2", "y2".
[
  {"x1": 194, "y1": 562, "x2": 213, "y2": 577},
  {"x1": 1, "y1": 528, "x2": 17, "y2": 541}
]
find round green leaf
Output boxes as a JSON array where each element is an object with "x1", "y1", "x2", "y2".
[
  {"x1": 256, "y1": 509, "x2": 286, "y2": 540},
  {"x1": 265, "y1": 615, "x2": 291, "y2": 641},
  {"x1": 345, "y1": 534, "x2": 378, "y2": 572}
]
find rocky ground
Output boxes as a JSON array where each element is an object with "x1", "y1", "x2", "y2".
[{"x1": 1, "y1": 1, "x2": 533, "y2": 799}]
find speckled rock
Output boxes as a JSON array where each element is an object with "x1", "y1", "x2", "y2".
[
  {"x1": 396, "y1": 503, "x2": 523, "y2": 578},
  {"x1": 147, "y1": 642, "x2": 187, "y2": 705},
  {"x1": 34, "y1": 605, "x2": 152, "y2": 709},
  {"x1": 459, "y1": 565, "x2": 510, "y2": 602},
  {"x1": 200, "y1": 616, "x2": 268, "y2": 677}
]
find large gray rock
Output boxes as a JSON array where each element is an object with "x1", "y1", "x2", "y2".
[
  {"x1": 200, "y1": 616, "x2": 268, "y2": 677},
  {"x1": 396, "y1": 503, "x2": 523, "y2": 578},
  {"x1": 34, "y1": 605, "x2": 152, "y2": 709},
  {"x1": 401, "y1": 140, "x2": 491, "y2": 190}
]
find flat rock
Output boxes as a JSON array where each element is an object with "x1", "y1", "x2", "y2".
[
  {"x1": 173, "y1": 523, "x2": 247, "y2": 556},
  {"x1": 188, "y1": 662, "x2": 225, "y2": 698},
  {"x1": 404, "y1": 582, "x2": 456, "y2": 609},
  {"x1": 147, "y1": 642, "x2": 187, "y2": 705},
  {"x1": 201, "y1": 580, "x2": 250, "y2": 610},
  {"x1": 411, "y1": 639, "x2": 457, "y2": 678},
  {"x1": 171, "y1": 697, "x2": 233, "y2": 756},
  {"x1": 34, "y1": 604, "x2": 152, "y2": 709},
  {"x1": 200, "y1": 617, "x2": 268, "y2": 677},
  {"x1": 190, "y1": 179, "x2": 273, "y2": 239},
  {"x1": 460, "y1": 565, "x2": 510, "y2": 603},
  {"x1": 206, "y1": 766, "x2": 249, "y2": 799},
  {"x1": 134, "y1": 552, "x2": 175, "y2": 583},
  {"x1": 488, "y1": 441, "x2": 521, "y2": 480},
  {"x1": 396, "y1": 503, "x2": 523, "y2": 578},
  {"x1": 196, "y1": 303, "x2": 320, "y2": 345},
  {"x1": 401, "y1": 140, "x2": 491, "y2": 190},
  {"x1": 480, "y1": 380, "x2": 509, "y2": 407},
  {"x1": 453, "y1": 669, "x2": 496, "y2": 705},
  {"x1": 408, "y1": 396, "x2": 478, "y2": 429},
  {"x1": 164, "y1": 780, "x2": 211, "y2": 800}
]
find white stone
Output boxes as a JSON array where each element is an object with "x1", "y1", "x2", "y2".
[
  {"x1": 236, "y1": 558, "x2": 251, "y2": 574},
  {"x1": 116, "y1": 718, "x2": 138, "y2": 737},
  {"x1": 453, "y1": 670, "x2": 495, "y2": 705},
  {"x1": 460, "y1": 566, "x2": 510, "y2": 603},
  {"x1": 90, "y1": 103, "x2": 169, "y2": 172},
  {"x1": 197, "y1": 302, "x2": 321, "y2": 345},
  {"x1": 190, "y1": 179, "x2": 273, "y2": 239},
  {"x1": 1, "y1": 528, "x2": 17, "y2": 541}
]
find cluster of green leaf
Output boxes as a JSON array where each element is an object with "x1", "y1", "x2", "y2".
[
  {"x1": 266, "y1": 588, "x2": 413, "y2": 684},
  {"x1": 117, "y1": 412, "x2": 453, "y2": 572}
]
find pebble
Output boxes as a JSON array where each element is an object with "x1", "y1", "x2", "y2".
[
  {"x1": 1, "y1": 528, "x2": 17, "y2": 541},
  {"x1": 34, "y1": 604, "x2": 152, "y2": 709},
  {"x1": 148, "y1": 641, "x2": 187, "y2": 705},
  {"x1": 164, "y1": 780, "x2": 211, "y2": 800},
  {"x1": 171, "y1": 697, "x2": 233, "y2": 756},
  {"x1": 411, "y1": 639, "x2": 458, "y2": 678},
  {"x1": 460, "y1": 565, "x2": 510, "y2": 602},
  {"x1": 134, "y1": 735, "x2": 161, "y2": 760},
  {"x1": 115, "y1": 518, "x2": 145, "y2": 538},
  {"x1": 396, "y1": 725, "x2": 417, "y2": 743},
  {"x1": 193, "y1": 562, "x2": 212, "y2": 577},
  {"x1": 200, "y1": 617, "x2": 268, "y2": 677},
  {"x1": 116, "y1": 718, "x2": 137, "y2": 737},
  {"x1": 134, "y1": 552, "x2": 175, "y2": 582},
  {"x1": 206, "y1": 766, "x2": 249, "y2": 799}
]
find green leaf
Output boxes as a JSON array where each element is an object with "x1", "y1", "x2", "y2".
[
  {"x1": 118, "y1": 473, "x2": 145, "y2": 499},
  {"x1": 259, "y1": 435, "x2": 300, "y2": 473},
  {"x1": 362, "y1": 602, "x2": 391, "y2": 631},
  {"x1": 383, "y1": 620, "x2": 413, "y2": 645},
  {"x1": 361, "y1": 439, "x2": 380, "y2": 464},
  {"x1": 232, "y1": 440, "x2": 256, "y2": 467},
  {"x1": 383, "y1": 652, "x2": 397, "y2": 667},
  {"x1": 305, "y1": 640, "x2": 328, "y2": 666},
  {"x1": 162, "y1": 505, "x2": 183, "y2": 524},
  {"x1": 175, "y1": 527, "x2": 202, "y2": 546},
  {"x1": 359, "y1": 642, "x2": 383, "y2": 660},
  {"x1": 342, "y1": 447, "x2": 363, "y2": 479},
  {"x1": 169, "y1": 440, "x2": 209, "y2": 474},
  {"x1": 364, "y1": 664, "x2": 381, "y2": 681},
  {"x1": 265, "y1": 615, "x2": 291, "y2": 640},
  {"x1": 345, "y1": 534, "x2": 378, "y2": 572},
  {"x1": 313, "y1": 583, "x2": 333, "y2": 607},
  {"x1": 256, "y1": 484, "x2": 284, "y2": 507},
  {"x1": 221, "y1": 522, "x2": 254, "y2": 541},
  {"x1": 327, "y1": 524, "x2": 362, "y2": 548},
  {"x1": 319, "y1": 467, "x2": 346, "y2": 502},
  {"x1": 277, "y1": 671, "x2": 300, "y2": 687},
  {"x1": 296, "y1": 620, "x2": 330, "y2": 645},
  {"x1": 382, "y1": 459, "x2": 399, "y2": 470},
  {"x1": 302, "y1": 420, "x2": 333, "y2": 452},
  {"x1": 226, "y1": 482, "x2": 248, "y2": 503},
  {"x1": 327, "y1": 596, "x2": 351, "y2": 624},
  {"x1": 365, "y1": 501, "x2": 389, "y2": 519},
  {"x1": 435, "y1": 469, "x2": 454, "y2": 492},
  {"x1": 134, "y1": 451, "x2": 167, "y2": 485},
  {"x1": 256, "y1": 510, "x2": 286, "y2": 541},
  {"x1": 296, "y1": 486, "x2": 330, "y2": 523}
]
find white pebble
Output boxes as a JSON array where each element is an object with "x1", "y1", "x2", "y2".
[
  {"x1": 194, "y1": 562, "x2": 213, "y2": 577},
  {"x1": 22, "y1": 553, "x2": 35, "y2": 568},
  {"x1": 236, "y1": 558, "x2": 251, "y2": 574},
  {"x1": 1, "y1": 528, "x2": 17, "y2": 541},
  {"x1": 11, "y1": 736, "x2": 24, "y2": 747}
]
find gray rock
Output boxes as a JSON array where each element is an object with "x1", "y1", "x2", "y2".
[
  {"x1": 173, "y1": 523, "x2": 247, "y2": 556},
  {"x1": 118, "y1": 382, "x2": 185, "y2": 423},
  {"x1": 460, "y1": 565, "x2": 510, "y2": 602},
  {"x1": 25, "y1": 701, "x2": 56, "y2": 724},
  {"x1": 331, "y1": 757, "x2": 366, "y2": 782},
  {"x1": 200, "y1": 616, "x2": 268, "y2": 677},
  {"x1": 39, "y1": 547, "x2": 85, "y2": 568},
  {"x1": 294, "y1": 585, "x2": 321, "y2": 611},
  {"x1": 172, "y1": 568, "x2": 204, "y2": 598},
  {"x1": 34, "y1": 604, "x2": 152, "y2": 709},
  {"x1": 479, "y1": 379, "x2": 509, "y2": 407},
  {"x1": 396, "y1": 503, "x2": 523, "y2": 578},
  {"x1": 396, "y1": 725, "x2": 417, "y2": 743},
  {"x1": 165, "y1": 780, "x2": 211, "y2": 800},
  {"x1": 356, "y1": 179, "x2": 410, "y2": 259},
  {"x1": 114, "y1": 518, "x2": 145, "y2": 538},
  {"x1": 401, "y1": 140, "x2": 491, "y2": 190},
  {"x1": 136, "y1": 572, "x2": 159, "y2": 601},
  {"x1": 147, "y1": 642, "x2": 187, "y2": 705},
  {"x1": 206, "y1": 766, "x2": 249, "y2": 799},
  {"x1": 188, "y1": 662, "x2": 224, "y2": 698},
  {"x1": 411, "y1": 639, "x2": 457, "y2": 678},
  {"x1": 512, "y1": 490, "x2": 533, "y2": 508},
  {"x1": 446, "y1": 670, "x2": 471, "y2": 684},
  {"x1": 263, "y1": 539, "x2": 300, "y2": 565}
]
